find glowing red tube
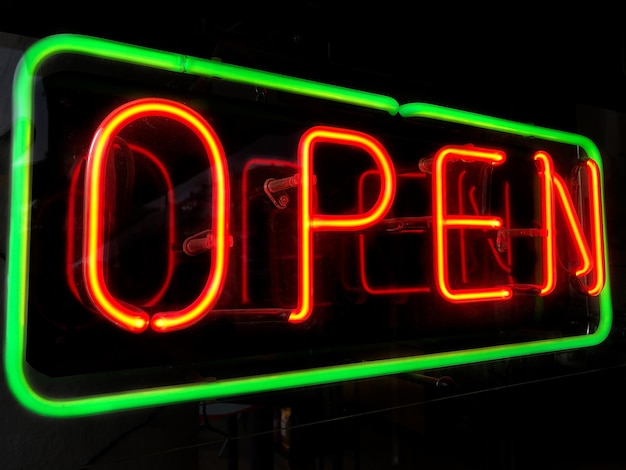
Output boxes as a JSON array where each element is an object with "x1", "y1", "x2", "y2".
[
  {"x1": 575, "y1": 159, "x2": 605, "y2": 296},
  {"x1": 66, "y1": 157, "x2": 85, "y2": 303},
  {"x1": 553, "y1": 173, "x2": 592, "y2": 278},
  {"x1": 457, "y1": 170, "x2": 469, "y2": 284},
  {"x1": 504, "y1": 181, "x2": 513, "y2": 274},
  {"x1": 530, "y1": 153, "x2": 604, "y2": 296},
  {"x1": 432, "y1": 145, "x2": 510, "y2": 303},
  {"x1": 84, "y1": 98, "x2": 230, "y2": 333},
  {"x1": 532, "y1": 152, "x2": 557, "y2": 296},
  {"x1": 291, "y1": 126, "x2": 396, "y2": 322},
  {"x1": 67, "y1": 143, "x2": 175, "y2": 308}
]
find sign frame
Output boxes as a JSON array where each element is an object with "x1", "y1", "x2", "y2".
[{"x1": 5, "y1": 34, "x2": 613, "y2": 417}]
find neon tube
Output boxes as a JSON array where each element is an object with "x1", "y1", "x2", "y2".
[
  {"x1": 83, "y1": 98, "x2": 230, "y2": 333},
  {"x1": 532, "y1": 152, "x2": 557, "y2": 296},
  {"x1": 553, "y1": 173, "x2": 593, "y2": 278},
  {"x1": 432, "y1": 145, "x2": 511, "y2": 302},
  {"x1": 400, "y1": 101, "x2": 611, "y2": 305},
  {"x1": 576, "y1": 159, "x2": 606, "y2": 295},
  {"x1": 66, "y1": 157, "x2": 86, "y2": 303},
  {"x1": 291, "y1": 126, "x2": 396, "y2": 322},
  {"x1": 67, "y1": 143, "x2": 175, "y2": 308},
  {"x1": 458, "y1": 170, "x2": 469, "y2": 283},
  {"x1": 4, "y1": 35, "x2": 613, "y2": 418}
]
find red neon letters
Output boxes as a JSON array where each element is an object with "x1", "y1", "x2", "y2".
[
  {"x1": 74, "y1": 98, "x2": 606, "y2": 333},
  {"x1": 83, "y1": 98, "x2": 229, "y2": 332},
  {"x1": 291, "y1": 126, "x2": 396, "y2": 323},
  {"x1": 431, "y1": 145, "x2": 510, "y2": 302}
]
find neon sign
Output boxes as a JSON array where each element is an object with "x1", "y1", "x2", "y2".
[{"x1": 5, "y1": 34, "x2": 612, "y2": 417}]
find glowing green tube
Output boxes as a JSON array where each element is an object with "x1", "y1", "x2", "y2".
[{"x1": 4, "y1": 35, "x2": 612, "y2": 418}]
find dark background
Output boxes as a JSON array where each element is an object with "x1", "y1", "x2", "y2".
[
  {"x1": 3, "y1": 4, "x2": 626, "y2": 469},
  {"x1": 3, "y1": 4, "x2": 626, "y2": 119}
]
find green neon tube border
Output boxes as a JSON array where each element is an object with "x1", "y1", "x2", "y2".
[{"x1": 4, "y1": 34, "x2": 612, "y2": 417}]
